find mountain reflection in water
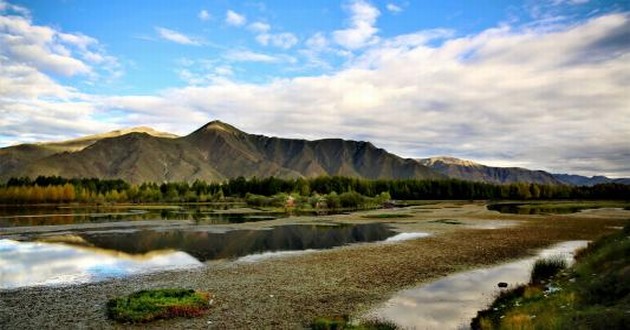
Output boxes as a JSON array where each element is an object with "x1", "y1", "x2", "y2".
[{"x1": 79, "y1": 223, "x2": 395, "y2": 261}]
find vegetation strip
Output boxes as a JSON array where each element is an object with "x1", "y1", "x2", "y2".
[{"x1": 1, "y1": 175, "x2": 628, "y2": 204}]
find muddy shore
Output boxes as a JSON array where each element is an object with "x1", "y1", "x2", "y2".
[{"x1": 1, "y1": 203, "x2": 628, "y2": 329}]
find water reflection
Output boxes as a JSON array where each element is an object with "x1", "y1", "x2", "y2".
[
  {"x1": 0, "y1": 239, "x2": 201, "y2": 289},
  {"x1": 78, "y1": 223, "x2": 395, "y2": 262},
  {"x1": 366, "y1": 241, "x2": 588, "y2": 329},
  {"x1": 0, "y1": 204, "x2": 289, "y2": 227},
  {"x1": 0, "y1": 204, "x2": 348, "y2": 227},
  {"x1": 1, "y1": 223, "x2": 396, "y2": 289}
]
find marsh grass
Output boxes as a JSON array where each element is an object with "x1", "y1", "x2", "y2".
[
  {"x1": 530, "y1": 257, "x2": 567, "y2": 284},
  {"x1": 106, "y1": 288, "x2": 211, "y2": 323}
]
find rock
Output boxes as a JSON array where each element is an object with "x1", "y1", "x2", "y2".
[{"x1": 498, "y1": 282, "x2": 508, "y2": 288}]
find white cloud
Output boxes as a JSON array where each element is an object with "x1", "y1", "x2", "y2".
[
  {"x1": 214, "y1": 65, "x2": 234, "y2": 76},
  {"x1": 333, "y1": 0, "x2": 381, "y2": 49},
  {"x1": 386, "y1": 3, "x2": 402, "y2": 13},
  {"x1": 0, "y1": 16, "x2": 88, "y2": 76},
  {"x1": 155, "y1": 27, "x2": 202, "y2": 46},
  {"x1": 248, "y1": 21, "x2": 271, "y2": 33},
  {"x1": 198, "y1": 9, "x2": 210, "y2": 21},
  {"x1": 552, "y1": 0, "x2": 589, "y2": 5},
  {"x1": 226, "y1": 10, "x2": 246, "y2": 26},
  {"x1": 248, "y1": 21, "x2": 298, "y2": 49},
  {"x1": 175, "y1": 58, "x2": 234, "y2": 86},
  {"x1": 256, "y1": 32, "x2": 298, "y2": 49},
  {"x1": 224, "y1": 49, "x2": 290, "y2": 63},
  {"x1": 0, "y1": 2, "x2": 121, "y2": 144},
  {"x1": 306, "y1": 32, "x2": 329, "y2": 50},
  {"x1": 0, "y1": 0, "x2": 29, "y2": 16}
]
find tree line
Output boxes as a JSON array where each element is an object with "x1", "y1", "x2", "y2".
[{"x1": 0, "y1": 175, "x2": 628, "y2": 204}]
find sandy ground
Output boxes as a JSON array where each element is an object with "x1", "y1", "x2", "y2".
[{"x1": 1, "y1": 202, "x2": 628, "y2": 329}]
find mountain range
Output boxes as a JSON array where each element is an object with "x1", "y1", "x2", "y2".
[{"x1": 0, "y1": 121, "x2": 626, "y2": 185}]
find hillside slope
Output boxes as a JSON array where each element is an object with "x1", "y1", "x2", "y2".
[{"x1": 0, "y1": 121, "x2": 442, "y2": 183}]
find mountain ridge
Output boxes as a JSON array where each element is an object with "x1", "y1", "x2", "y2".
[
  {"x1": 0, "y1": 121, "x2": 443, "y2": 183},
  {"x1": 417, "y1": 156, "x2": 562, "y2": 185},
  {"x1": 1, "y1": 122, "x2": 627, "y2": 185}
]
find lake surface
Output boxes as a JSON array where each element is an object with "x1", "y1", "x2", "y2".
[
  {"x1": 0, "y1": 222, "x2": 396, "y2": 289},
  {"x1": 365, "y1": 240, "x2": 588, "y2": 329}
]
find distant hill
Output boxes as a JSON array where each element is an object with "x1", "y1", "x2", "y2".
[
  {"x1": 552, "y1": 174, "x2": 630, "y2": 186},
  {"x1": 39, "y1": 126, "x2": 179, "y2": 153},
  {"x1": 417, "y1": 157, "x2": 562, "y2": 185},
  {"x1": 0, "y1": 121, "x2": 443, "y2": 183}
]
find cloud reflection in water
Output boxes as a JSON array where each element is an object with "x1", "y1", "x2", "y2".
[{"x1": 0, "y1": 239, "x2": 201, "y2": 289}]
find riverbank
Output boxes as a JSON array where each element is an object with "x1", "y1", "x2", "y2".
[
  {"x1": 1, "y1": 203, "x2": 628, "y2": 329},
  {"x1": 471, "y1": 223, "x2": 630, "y2": 329}
]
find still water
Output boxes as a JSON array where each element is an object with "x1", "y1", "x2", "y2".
[
  {"x1": 365, "y1": 241, "x2": 588, "y2": 329},
  {"x1": 0, "y1": 239, "x2": 202, "y2": 289},
  {"x1": 0, "y1": 223, "x2": 396, "y2": 289}
]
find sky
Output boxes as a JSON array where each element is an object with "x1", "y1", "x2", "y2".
[{"x1": 0, "y1": 0, "x2": 629, "y2": 177}]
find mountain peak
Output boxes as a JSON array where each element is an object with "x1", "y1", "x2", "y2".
[
  {"x1": 418, "y1": 156, "x2": 480, "y2": 167},
  {"x1": 199, "y1": 120, "x2": 244, "y2": 134}
]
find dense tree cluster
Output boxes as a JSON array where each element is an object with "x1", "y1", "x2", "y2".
[{"x1": 0, "y1": 175, "x2": 628, "y2": 204}]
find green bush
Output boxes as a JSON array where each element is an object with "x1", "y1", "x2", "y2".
[{"x1": 339, "y1": 191, "x2": 365, "y2": 208}]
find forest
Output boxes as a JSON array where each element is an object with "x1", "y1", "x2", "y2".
[{"x1": 0, "y1": 175, "x2": 628, "y2": 205}]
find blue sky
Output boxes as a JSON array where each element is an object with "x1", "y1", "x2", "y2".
[{"x1": 1, "y1": 0, "x2": 629, "y2": 176}]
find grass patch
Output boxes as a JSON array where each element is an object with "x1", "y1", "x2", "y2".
[
  {"x1": 530, "y1": 257, "x2": 567, "y2": 284},
  {"x1": 107, "y1": 288, "x2": 211, "y2": 323},
  {"x1": 361, "y1": 214, "x2": 412, "y2": 219},
  {"x1": 310, "y1": 315, "x2": 399, "y2": 330},
  {"x1": 471, "y1": 224, "x2": 630, "y2": 330}
]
